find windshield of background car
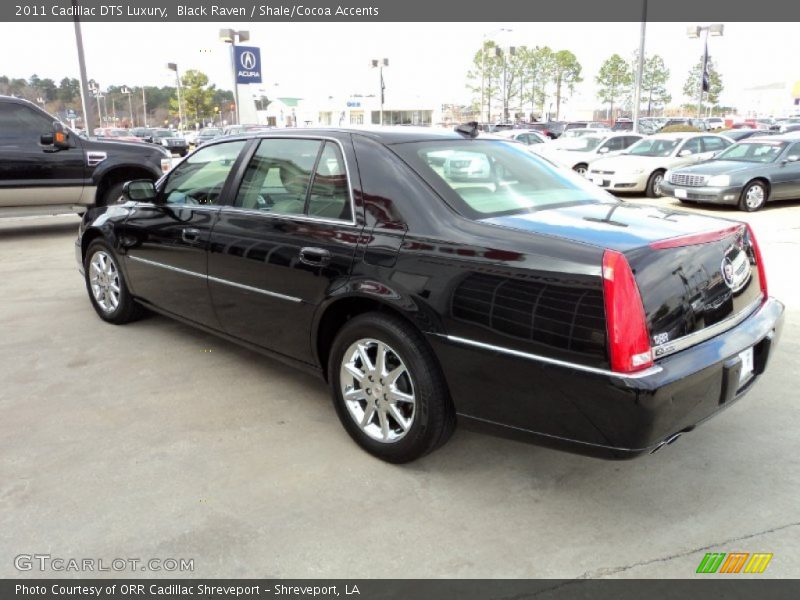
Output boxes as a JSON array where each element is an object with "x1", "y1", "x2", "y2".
[
  {"x1": 626, "y1": 137, "x2": 681, "y2": 157},
  {"x1": 394, "y1": 140, "x2": 614, "y2": 219},
  {"x1": 715, "y1": 140, "x2": 788, "y2": 163},
  {"x1": 153, "y1": 129, "x2": 173, "y2": 138}
]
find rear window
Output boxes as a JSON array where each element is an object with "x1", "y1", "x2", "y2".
[{"x1": 393, "y1": 140, "x2": 614, "y2": 219}]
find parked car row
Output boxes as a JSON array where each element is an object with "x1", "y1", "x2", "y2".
[{"x1": 494, "y1": 121, "x2": 800, "y2": 211}]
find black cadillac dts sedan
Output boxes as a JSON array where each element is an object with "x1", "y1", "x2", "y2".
[{"x1": 75, "y1": 126, "x2": 784, "y2": 463}]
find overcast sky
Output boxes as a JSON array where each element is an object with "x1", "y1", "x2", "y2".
[{"x1": 1, "y1": 21, "x2": 798, "y2": 108}]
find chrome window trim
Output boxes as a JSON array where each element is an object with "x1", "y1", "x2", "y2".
[
  {"x1": 650, "y1": 295, "x2": 764, "y2": 359},
  {"x1": 225, "y1": 135, "x2": 358, "y2": 226},
  {"x1": 127, "y1": 255, "x2": 302, "y2": 303},
  {"x1": 433, "y1": 334, "x2": 663, "y2": 380}
]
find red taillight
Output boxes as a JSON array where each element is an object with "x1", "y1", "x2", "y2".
[
  {"x1": 602, "y1": 250, "x2": 653, "y2": 373},
  {"x1": 649, "y1": 224, "x2": 743, "y2": 249},
  {"x1": 746, "y1": 223, "x2": 768, "y2": 299}
]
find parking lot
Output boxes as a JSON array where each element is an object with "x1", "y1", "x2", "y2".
[{"x1": 1, "y1": 196, "x2": 798, "y2": 579}]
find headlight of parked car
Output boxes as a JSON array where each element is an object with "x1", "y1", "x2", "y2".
[{"x1": 707, "y1": 174, "x2": 731, "y2": 187}]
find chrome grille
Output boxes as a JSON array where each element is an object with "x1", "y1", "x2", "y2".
[
  {"x1": 669, "y1": 172, "x2": 707, "y2": 187},
  {"x1": 590, "y1": 169, "x2": 615, "y2": 175}
]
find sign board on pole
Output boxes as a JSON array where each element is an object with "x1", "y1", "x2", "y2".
[{"x1": 234, "y1": 46, "x2": 262, "y2": 84}]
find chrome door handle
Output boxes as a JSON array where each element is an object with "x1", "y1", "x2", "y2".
[{"x1": 299, "y1": 247, "x2": 331, "y2": 266}]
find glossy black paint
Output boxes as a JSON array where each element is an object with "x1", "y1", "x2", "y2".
[{"x1": 77, "y1": 127, "x2": 785, "y2": 459}]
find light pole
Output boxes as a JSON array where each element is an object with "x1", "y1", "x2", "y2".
[
  {"x1": 88, "y1": 81, "x2": 102, "y2": 130},
  {"x1": 687, "y1": 24, "x2": 724, "y2": 118},
  {"x1": 140, "y1": 86, "x2": 148, "y2": 127},
  {"x1": 72, "y1": 0, "x2": 93, "y2": 134},
  {"x1": 120, "y1": 85, "x2": 134, "y2": 127},
  {"x1": 480, "y1": 27, "x2": 512, "y2": 123},
  {"x1": 167, "y1": 62, "x2": 184, "y2": 130},
  {"x1": 494, "y1": 45, "x2": 516, "y2": 122},
  {"x1": 370, "y1": 58, "x2": 389, "y2": 125},
  {"x1": 220, "y1": 28, "x2": 250, "y2": 125},
  {"x1": 632, "y1": 0, "x2": 648, "y2": 132}
]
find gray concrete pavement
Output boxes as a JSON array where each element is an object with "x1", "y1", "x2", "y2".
[{"x1": 1, "y1": 199, "x2": 798, "y2": 579}]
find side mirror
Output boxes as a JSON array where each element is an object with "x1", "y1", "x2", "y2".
[
  {"x1": 122, "y1": 180, "x2": 157, "y2": 202},
  {"x1": 678, "y1": 149, "x2": 693, "y2": 157},
  {"x1": 786, "y1": 155, "x2": 800, "y2": 163},
  {"x1": 598, "y1": 146, "x2": 610, "y2": 154}
]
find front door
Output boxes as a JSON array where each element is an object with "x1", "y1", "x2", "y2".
[
  {"x1": 208, "y1": 136, "x2": 364, "y2": 362},
  {"x1": 0, "y1": 101, "x2": 85, "y2": 208},
  {"x1": 121, "y1": 139, "x2": 247, "y2": 328}
]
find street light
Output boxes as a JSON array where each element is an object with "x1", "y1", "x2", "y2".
[
  {"x1": 88, "y1": 80, "x2": 102, "y2": 129},
  {"x1": 631, "y1": 0, "x2": 648, "y2": 133},
  {"x1": 687, "y1": 23, "x2": 724, "y2": 118},
  {"x1": 480, "y1": 27, "x2": 512, "y2": 123},
  {"x1": 120, "y1": 85, "x2": 134, "y2": 127},
  {"x1": 370, "y1": 58, "x2": 389, "y2": 125},
  {"x1": 167, "y1": 62, "x2": 184, "y2": 130},
  {"x1": 494, "y1": 45, "x2": 517, "y2": 122},
  {"x1": 220, "y1": 28, "x2": 250, "y2": 125}
]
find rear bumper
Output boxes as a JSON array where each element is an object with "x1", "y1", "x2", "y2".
[
  {"x1": 429, "y1": 297, "x2": 784, "y2": 459},
  {"x1": 660, "y1": 181, "x2": 742, "y2": 205}
]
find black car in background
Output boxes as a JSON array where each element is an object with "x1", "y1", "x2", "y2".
[
  {"x1": 0, "y1": 96, "x2": 171, "y2": 218},
  {"x1": 76, "y1": 126, "x2": 783, "y2": 463},
  {"x1": 151, "y1": 128, "x2": 189, "y2": 156}
]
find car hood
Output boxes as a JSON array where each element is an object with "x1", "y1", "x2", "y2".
[
  {"x1": 482, "y1": 200, "x2": 738, "y2": 252},
  {"x1": 671, "y1": 159, "x2": 768, "y2": 177},
  {"x1": 591, "y1": 154, "x2": 670, "y2": 172}
]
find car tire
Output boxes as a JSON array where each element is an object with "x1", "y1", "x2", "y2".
[
  {"x1": 739, "y1": 180, "x2": 768, "y2": 212},
  {"x1": 645, "y1": 170, "x2": 666, "y2": 198},
  {"x1": 98, "y1": 181, "x2": 126, "y2": 207},
  {"x1": 573, "y1": 163, "x2": 589, "y2": 176},
  {"x1": 84, "y1": 239, "x2": 143, "y2": 324},
  {"x1": 328, "y1": 312, "x2": 455, "y2": 463}
]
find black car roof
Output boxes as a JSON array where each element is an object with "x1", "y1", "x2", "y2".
[{"x1": 219, "y1": 126, "x2": 480, "y2": 145}]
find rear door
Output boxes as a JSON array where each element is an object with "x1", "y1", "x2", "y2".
[
  {"x1": 121, "y1": 139, "x2": 247, "y2": 328},
  {"x1": 208, "y1": 135, "x2": 364, "y2": 363},
  {"x1": 0, "y1": 101, "x2": 85, "y2": 208}
]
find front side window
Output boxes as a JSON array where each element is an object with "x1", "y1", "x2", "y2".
[
  {"x1": 0, "y1": 103, "x2": 54, "y2": 141},
  {"x1": 396, "y1": 140, "x2": 613, "y2": 219},
  {"x1": 681, "y1": 138, "x2": 703, "y2": 155},
  {"x1": 233, "y1": 138, "x2": 352, "y2": 221},
  {"x1": 161, "y1": 140, "x2": 245, "y2": 206},
  {"x1": 701, "y1": 136, "x2": 729, "y2": 152}
]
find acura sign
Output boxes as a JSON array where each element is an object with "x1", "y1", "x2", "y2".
[{"x1": 234, "y1": 46, "x2": 262, "y2": 84}]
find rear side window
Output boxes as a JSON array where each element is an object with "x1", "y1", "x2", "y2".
[
  {"x1": 0, "y1": 103, "x2": 54, "y2": 141},
  {"x1": 234, "y1": 138, "x2": 352, "y2": 221}
]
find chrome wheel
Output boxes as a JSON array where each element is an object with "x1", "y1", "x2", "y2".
[
  {"x1": 339, "y1": 338, "x2": 416, "y2": 443},
  {"x1": 89, "y1": 251, "x2": 120, "y2": 313},
  {"x1": 574, "y1": 165, "x2": 588, "y2": 176},
  {"x1": 745, "y1": 184, "x2": 765, "y2": 209},
  {"x1": 652, "y1": 173, "x2": 664, "y2": 195}
]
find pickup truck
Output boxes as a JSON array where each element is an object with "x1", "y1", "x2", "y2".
[{"x1": 0, "y1": 96, "x2": 172, "y2": 218}]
